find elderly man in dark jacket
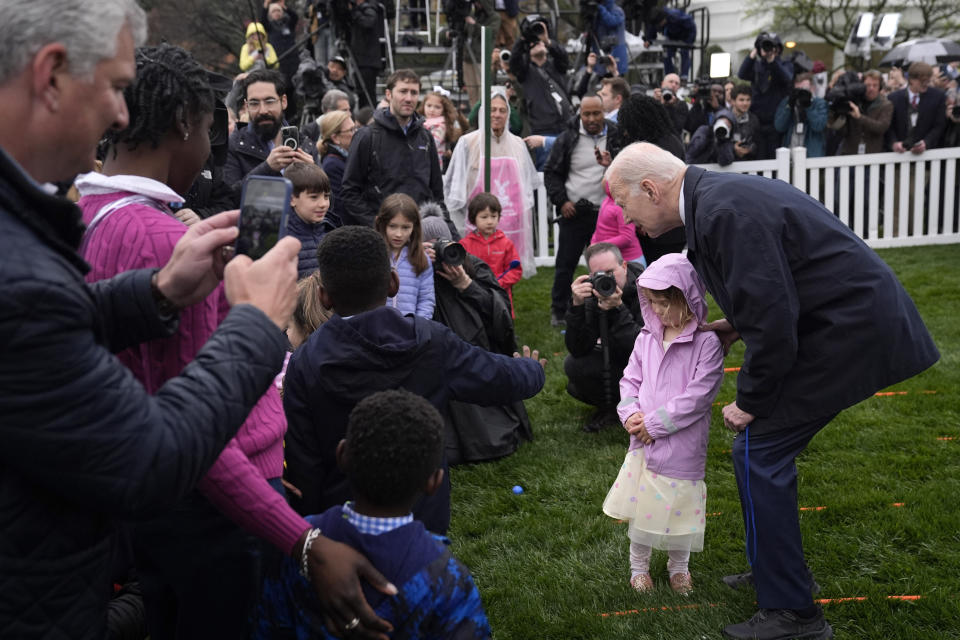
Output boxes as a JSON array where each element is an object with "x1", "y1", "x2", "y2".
[
  {"x1": 607, "y1": 143, "x2": 939, "y2": 640},
  {"x1": 0, "y1": 4, "x2": 392, "y2": 637},
  {"x1": 339, "y1": 69, "x2": 453, "y2": 230}
]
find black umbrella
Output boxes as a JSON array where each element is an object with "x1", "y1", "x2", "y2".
[{"x1": 879, "y1": 37, "x2": 960, "y2": 67}]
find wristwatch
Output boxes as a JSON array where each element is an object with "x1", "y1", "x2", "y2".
[{"x1": 150, "y1": 270, "x2": 180, "y2": 319}]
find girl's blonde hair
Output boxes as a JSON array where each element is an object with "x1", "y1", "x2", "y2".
[
  {"x1": 293, "y1": 271, "x2": 332, "y2": 338},
  {"x1": 318, "y1": 110, "x2": 352, "y2": 156},
  {"x1": 641, "y1": 286, "x2": 695, "y2": 328},
  {"x1": 374, "y1": 193, "x2": 429, "y2": 275}
]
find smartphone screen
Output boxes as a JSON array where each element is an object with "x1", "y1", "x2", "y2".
[{"x1": 236, "y1": 175, "x2": 292, "y2": 260}]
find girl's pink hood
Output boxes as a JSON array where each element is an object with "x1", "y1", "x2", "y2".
[{"x1": 635, "y1": 253, "x2": 709, "y2": 334}]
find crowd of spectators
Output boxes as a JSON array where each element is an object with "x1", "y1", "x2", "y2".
[{"x1": 1, "y1": 0, "x2": 956, "y2": 637}]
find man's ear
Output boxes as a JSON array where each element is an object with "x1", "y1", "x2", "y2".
[
  {"x1": 335, "y1": 439, "x2": 348, "y2": 472},
  {"x1": 387, "y1": 270, "x2": 400, "y2": 298},
  {"x1": 32, "y1": 43, "x2": 69, "y2": 112},
  {"x1": 318, "y1": 281, "x2": 335, "y2": 312},
  {"x1": 422, "y1": 468, "x2": 445, "y2": 497},
  {"x1": 280, "y1": 93, "x2": 288, "y2": 112},
  {"x1": 640, "y1": 178, "x2": 659, "y2": 203}
]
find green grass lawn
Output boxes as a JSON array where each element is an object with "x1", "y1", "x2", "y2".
[{"x1": 448, "y1": 244, "x2": 960, "y2": 639}]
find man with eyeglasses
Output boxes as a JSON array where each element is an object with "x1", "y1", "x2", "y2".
[{"x1": 224, "y1": 69, "x2": 319, "y2": 192}]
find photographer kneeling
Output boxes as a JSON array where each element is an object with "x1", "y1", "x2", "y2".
[
  {"x1": 564, "y1": 243, "x2": 644, "y2": 432},
  {"x1": 421, "y1": 212, "x2": 533, "y2": 464}
]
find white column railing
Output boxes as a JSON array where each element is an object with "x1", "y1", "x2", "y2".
[{"x1": 527, "y1": 147, "x2": 960, "y2": 267}]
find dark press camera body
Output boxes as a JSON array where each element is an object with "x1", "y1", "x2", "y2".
[
  {"x1": 432, "y1": 239, "x2": 467, "y2": 267},
  {"x1": 825, "y1": 71, "x2": 866, "y2": 115},
  {"x1": 589, "y1": 271, "x2": 617, "y2": 297},
  {"x1": 520, "y1": 15, "x2": 547, "y2": 44}
]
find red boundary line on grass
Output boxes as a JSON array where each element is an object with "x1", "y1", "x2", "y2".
[{"x1": 600, "y1": 595, "x2": 923, "y2": 618}]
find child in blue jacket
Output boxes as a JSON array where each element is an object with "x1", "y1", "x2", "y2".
[{"x1": 375, "y1": 193, "x2": 435, "y2": 318}]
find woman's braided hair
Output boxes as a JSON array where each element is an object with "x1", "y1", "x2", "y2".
[
  {"x1": 106, "y1": 43, "x2": 214, "y2": 153},
  {"x1": 616, "y1": 93, "x2": 676, "y2": 146}
]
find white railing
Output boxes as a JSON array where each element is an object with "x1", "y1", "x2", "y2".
[{"x1": 529, "y1": 146, "x2": 960, "y2": 266}]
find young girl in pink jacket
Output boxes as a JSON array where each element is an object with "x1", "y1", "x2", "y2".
[{"x1": 603, "y1": 253, "x2": 724, "y2": 595}]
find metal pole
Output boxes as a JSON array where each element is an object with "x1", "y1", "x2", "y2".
[{"x1": 482, "y1": 26, "x2": 492, "y2": 192}]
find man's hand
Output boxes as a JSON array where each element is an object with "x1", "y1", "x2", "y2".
[
  {"x1": 304, "y1": 534, "x2": 396, "y2": 640},
  {"x1": 437, "y1": 263, "x2": 472, "y2": 291},
  {"x1": 560, "y1": 201, "x2": 576, "y2": 219},
  {"x1": 595, "y1": 148, "x2": 612, "y2": 167},
  {"x1": 173, "y1": 207, "x2": 202, "y2": 227},
  {"x1": 523, "y1": 135, "x2": 545, "y2": 150},
  {"x1": 624, "y1": 412, "x2": 653, "y2": 444},
  {"x1": 910, "y1": 139, "x2": 926, "y2": 154},
  {"x1": 700, "y1": 318, "x2": 740, "y2": 355},
  {"x1": 422, "y1": 241, "x2": 436, "y2": 263},
  {"x1": 749, "y1": 48, "x2": 757, "y2": 60},
  {"x1": 154, "y1": 210, "x2": 240, "y2": 309},
  {"x1": 513, "y1": 344, "x2": 547, "y2": 368},
  {"x1": 570, "y1": 274, "x2": 593, "y2": 306},
  {"x1": 266, "y1": 145, "x2": 300, "y2": 172},
  {"x1": 848, "y1": 102, "x2": 861, "y2": 119},
  {"x1": 653, "y1": 87, "x2": 663, "y2": 103},
  {"x1": 596, "y1": 286, "x2": 623, "y2": 311},
  {"x1": 223, "y1": 236, "x2": 301, "y2": 329},
  {"x1": 892, "y1": 141, "x2": 906, "y2": 153},
  {"x1": 733, "y1": 141, "x2": 751, "y2": 158},
  {"x1": 722, "y1": 402, "x2": 754, "y2": 433},
  {"x1": 291, "y1": 148, "x2": 316, "y2": 165}
]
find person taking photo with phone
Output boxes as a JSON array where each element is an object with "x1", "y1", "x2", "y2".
[{"x1": 225, "y1": 69, "x2": 318, "y2": 192}]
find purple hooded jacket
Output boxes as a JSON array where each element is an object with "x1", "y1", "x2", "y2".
[{"x1": 617, "y1": 254, "x2": 724, "y2": 479}]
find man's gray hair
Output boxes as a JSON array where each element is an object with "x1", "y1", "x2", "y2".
[
  {"x1": 0, "y1": 0, "x2": 147, "y2": 85},
  {"x1": 605, "y1": 142, "x2": 686, "y2": 198},
  {"x1": 322, "y1": 89, "x2": 350, "y2": 113}
]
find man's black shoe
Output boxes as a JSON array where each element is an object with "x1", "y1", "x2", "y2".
[
  {"x1": 550, "y1": 311, "x2": 566, "y2": 327},
  {"x1": 722, "y1": 608, "x2": 833, "y2": 640},
  {"x1": 722, "y1": 571, "x2": 821, "y2": 595}
]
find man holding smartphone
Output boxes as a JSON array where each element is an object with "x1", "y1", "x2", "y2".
[{"x1": 225, "y1": 69, "x2": 319, "y2": 192}]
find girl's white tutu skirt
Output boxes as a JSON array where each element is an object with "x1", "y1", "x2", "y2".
[{"x1": 602, "y1": 448, "x2": 707, "y2": 552}]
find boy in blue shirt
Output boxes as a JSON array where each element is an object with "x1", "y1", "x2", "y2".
[{"x1": 256, "y1": 390, "x2": 491, "y2": 639}]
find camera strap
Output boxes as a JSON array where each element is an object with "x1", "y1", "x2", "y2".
[{"x1": 536, "y1": 65, "x2": 570, "y2": 120}]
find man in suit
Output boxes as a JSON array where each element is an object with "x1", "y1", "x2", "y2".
[
  {"x1": 606, "y1": 142, "x2": 940, "y2": 640},
  {"x1": 887, "y1": 61, "x2": 947, "y2": 154}
]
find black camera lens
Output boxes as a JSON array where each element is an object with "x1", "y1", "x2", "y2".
[
  {"x1": 953, "y1": 105, "x2": 960, "y2": 118},
  {"x1": 589, "y1": 271, "x2": 617, "y2": 297},
  {"x1": 432, "y1": 240, "x2": 466, "y2": 267}
]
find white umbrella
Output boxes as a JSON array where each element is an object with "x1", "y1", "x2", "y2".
[{"x1": 879, "y1": 37, "x2": 960, "y2": 67}]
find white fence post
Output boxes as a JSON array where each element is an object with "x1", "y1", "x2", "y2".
[
  {"x1": 791, "y1": 146, "x2": 807, "y2": 192},
  {"x1": 775, "y1": 147, "x2": 791, "y2": 183}
]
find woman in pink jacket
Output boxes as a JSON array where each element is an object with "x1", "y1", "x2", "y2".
[
  {"x1": 602, "y1": 253, "x2": 723, "y2": 596},
  {"x1": 591, "y1": 181, "x2": 645, "y2": 266}
]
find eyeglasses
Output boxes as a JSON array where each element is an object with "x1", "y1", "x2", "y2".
[
  {"x1": 246, "y1": 97, "x2": 280, "y2": 111},
  {"x1": 336, "y1": 126, "x2": 359, "y2": 136}
]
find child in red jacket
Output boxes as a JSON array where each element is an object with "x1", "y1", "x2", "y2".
[{"x1": 459, "y1": 192, "x2": 522, "y2": 316}]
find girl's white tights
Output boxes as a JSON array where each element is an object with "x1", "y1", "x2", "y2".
[{"x1": 629, "y1": 542, "x2": 691, "y2": 577}]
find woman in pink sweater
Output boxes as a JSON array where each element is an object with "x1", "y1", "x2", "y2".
[
  {"x1": 77, "y1": 45, "x2": 390, "y2": 639},
  {"x1": 591, "y1": 180, "x2": 645, "y2": 266}
]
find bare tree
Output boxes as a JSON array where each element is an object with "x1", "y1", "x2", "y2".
[{"x1": 749, "y1": 0, "x2": 960, "y2": 54}]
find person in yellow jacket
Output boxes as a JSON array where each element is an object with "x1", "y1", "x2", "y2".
[{"x1": 240, "y1": 22, "x2": 278, "y2": 71}]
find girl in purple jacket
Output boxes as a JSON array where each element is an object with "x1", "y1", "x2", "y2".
[
  {"x1": 375, "y1": 194, "x2": 435, "y2": 317},
  {"x1": 603, "y1": 254, "x2": 724, "y2": 596}
]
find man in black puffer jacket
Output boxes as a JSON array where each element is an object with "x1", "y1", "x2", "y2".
[
  {"x1": 0, "y1": 3, "x2": 393, "y2": 637},
  {"x1": 339, "y1": 69, "x2": 455, "y2": 233}
]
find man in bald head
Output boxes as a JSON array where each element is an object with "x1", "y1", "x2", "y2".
[
  {"x1": 605, "y1": 143, "x2": 938, "y2": 640},
  {"x1": 656, "y1": 73, "x2": 689, "y2": 134},
  {"x1": 543, "y1": 96, "x2": 620, "y2": 326}
]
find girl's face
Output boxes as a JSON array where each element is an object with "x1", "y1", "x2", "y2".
[
  {"x1": 423, "y1": 96, "x2": 445, "y2": 119},
  {"x1": 286, "y1": 322, "x2": 306, "y2": 351},
  {"x1": 646, "y1": 292, "x2": 686, "y2": 329},
  {"x1": 386, "y1": 213, "x2": 415, "y2": 251}
]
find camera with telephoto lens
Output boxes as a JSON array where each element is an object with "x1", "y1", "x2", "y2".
[
  {"x1": 662, "y1": 88, "x2": 675, "y2": 102},
  {"x1": 713, "y1": 119, "x2": 730, "y2": 142},
  {"x1": 432, "y1": 239, "x2": 466, "y2": 267},
  {"x1": 825, "y1": 71, "x2": 865, "y2": 115},
  {"x1": 520, "y1": 14, "x2": 547, "y2": 45},
  {"x1": 589, "y1": 271, "x2": 617, "y2": 297},
  {"x1": 755, "y1": 32, "x2": 777, "y2": 54},
  {"x1": 596, "y1": 35, "x2": 619, "y2": 67},
  {"x1": 790, "y1": 88, "x2": 813, "y2": 110}
]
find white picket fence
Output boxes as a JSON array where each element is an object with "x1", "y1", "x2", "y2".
[{"x1": 530, "y1": 146, "x2": 960, "y2": 266}]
